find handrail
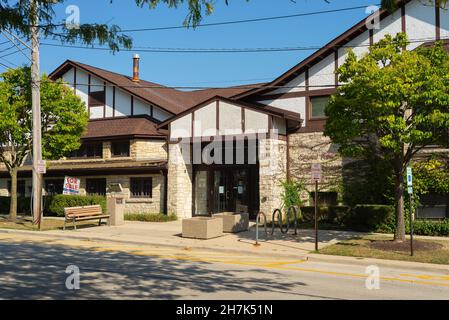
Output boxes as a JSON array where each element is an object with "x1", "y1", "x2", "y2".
[{"x1": 255, "y1": 211, "x2": 268, "y2": 246}]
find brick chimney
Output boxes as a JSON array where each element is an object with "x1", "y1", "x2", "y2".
[{"x1": 132, "y1": 54, "x2": 140, "y2": 82}]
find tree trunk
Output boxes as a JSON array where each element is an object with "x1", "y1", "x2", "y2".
[
  {"x1": 394, "y1": 164, "x2": 406, "y2": 242},
  {"x1": 9, "y1": 168, "x2": 18, "y2": 222}
]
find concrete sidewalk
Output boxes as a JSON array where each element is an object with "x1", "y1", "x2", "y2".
[
  {"x1": 0, "y1": 220, "x2": 361, "y2": 259},
  {"x1": 1, "y1": 221, "x2": 449, "y2": 272}
]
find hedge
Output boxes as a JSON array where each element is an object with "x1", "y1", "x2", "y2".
[
  {"x1": 0, "y1": 197, "x2": 31, "y2": 215},
  {"x1": 44, "y1": 195, "x2": 107, "y2": 217},
  {"x1": 124, "y1": 213, "x2": 178, "y2": 222},
  {"x1": 409, "y1": 219, "x2": 449, "y2": 237},
  {"x1": 343, "y1": 205, "x2": 395, "y2": 232}
]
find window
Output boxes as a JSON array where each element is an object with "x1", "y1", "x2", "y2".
[
  {"x1": 86, "y1": 178, "x2": 106, "y2": 196},
  {"x1": 45, "y1": 179, "x2": 64, "y2": 195},
  {"x1": 130, "y1": 178, "x2": 152, "y2": 198},
  {"x1": 88, "y1": 90, "x2": 105, "y2": 107},
  {"x1": 310, "y1": 96, "x2": 329, "y2": 119},
  {"x1": 7, "y1": 180, "x2": 26, "y2": 197},
  {"x1": 69, "y1": 142, "x2": 103, "y2": 159},
  {"x1": 112, "y1": 140, "x2": 130, "y2": 157}
]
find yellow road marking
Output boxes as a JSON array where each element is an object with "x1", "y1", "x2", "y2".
[{"x1": 1, "y1": 233, "x2": 449, "y2": 288}]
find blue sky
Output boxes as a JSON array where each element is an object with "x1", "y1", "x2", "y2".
[{"x1": 2, "y1": 0, "x2": 379, "y2": 88}]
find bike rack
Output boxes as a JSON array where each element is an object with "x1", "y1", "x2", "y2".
[
  {"x1": 255, "y1": 211, "x2": 268, "y2": 246},
  {"x1": 255, "y1": 207, "x2": 302, "y2": 245}
]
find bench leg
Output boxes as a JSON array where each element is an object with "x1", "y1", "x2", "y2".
[
  {"x1": 99, "y1": 218, "x2": 102, "y2": 226},
  {"x1": 73, "y1": 218, "x2": 77, "y2": 231},
  {"x1": 63, "y1": 219, "x2": 66, "y2": 231}
]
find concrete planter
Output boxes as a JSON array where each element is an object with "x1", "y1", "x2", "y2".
[
  {"x1": 182, "y1": 217, "x2": 223, "y2": 239},
  {"x1": 213, "y1": 212, "x2": 249, "y2": 233}
]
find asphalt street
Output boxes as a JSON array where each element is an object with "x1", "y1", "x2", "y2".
[{"x1": 0, "y1": 235, "x2": 449, "y2": 300}]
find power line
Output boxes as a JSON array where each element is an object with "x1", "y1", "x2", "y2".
[
  {"x1": 40, "y1": 36, "x2": 449, "y2": 54},
  {"x1": 117, "y1": 5, "x2": 376, "y2": 33},
  {"x1": 40, "y1": 78, "x2": 340, "y2": 90}
]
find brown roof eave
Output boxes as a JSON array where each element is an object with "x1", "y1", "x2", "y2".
[{"x1": 233, "y1": 1, "x2": 412, "y2": 100}]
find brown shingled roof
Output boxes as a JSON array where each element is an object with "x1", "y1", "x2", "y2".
[
  {"x1": 49, "y1": 60, "x2": 258, "y2": 115},
  {"x1": 82, "y1": 116, "x2": 166, "y2": 140}
]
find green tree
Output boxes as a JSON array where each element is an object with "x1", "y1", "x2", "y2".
[
  {"x1": 324, "y1": 33, "x2": 449, "y2": 241},
  {"x1": 381, "y1": 0, "x2": 448, "y2": 12},
  {"x1": 0, "y1": 67, "x2": 88, "y2": 220}
]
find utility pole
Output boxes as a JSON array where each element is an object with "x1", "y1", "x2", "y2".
[{"x1": 30, "y1": 0, "x2": 43, "y2": 229}]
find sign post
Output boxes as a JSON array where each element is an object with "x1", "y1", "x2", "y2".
[
  {"x1": 407, "y1": 166, "x2": 414, "y2": 257},
  {"x1": 311, "y1": 163, "x2": 322, "y2": 252}
]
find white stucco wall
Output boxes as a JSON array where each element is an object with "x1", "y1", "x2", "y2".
[
  {"x1": 219, "y1": 102, "x2": 243, "y2": 135},
  {"x1": 194, "y1": 102, "x2": 217, "y2": 137},
  {"x1": 171, "y1": 114, "x2": 192, "y2": 139},
  {"x1": 406, "y1": 0, "x2": 437, "y2": 50},
  {"x1": 244, "y1": 109, "x2": 268, "y2": 134},
  {"x1": 257, "y1": 97, "x2": 307, "y2": 127}
]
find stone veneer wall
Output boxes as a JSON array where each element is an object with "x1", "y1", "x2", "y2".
[
  {"x1": 259, "y1": 138, "x2": 287, "y2": 219},
  {"x1": 76, "y1": 174, "x2": 165, "y2": 214},
  {"x1": 288, "y1": 132, "x2": 344, "y2": 201},
  {"x1": 131, "y1": 139, "x2": 167, "y2": 161},
  {"x1": 167, "y1": 143, "x2": 193, "y2": 219}
]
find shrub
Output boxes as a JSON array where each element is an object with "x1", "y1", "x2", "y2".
[
  {"x1": 411, "y1": 219, "x2": 449, "y2": 237},
  {"x1": 124, "y1": 213, "x2": 178, "y2": 222},
  {"x1": 280, "y1": 180, "x2": 305, "y2": 209},
  {"x1": 0, "y1": 196, "x2": 31, "y2": 215},
  {"x1": 44, "y1": 195, "x2": 107, "y2": 217},
  {"x1": 343, "y1": 205, "x2": 395, "y2": 232},
  {"x1": 299, "y1": 206, "x2": 331, "y2": 222}
]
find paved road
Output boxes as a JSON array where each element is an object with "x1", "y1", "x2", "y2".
[{"x1": 0, "y1": 234, "x2": 449, "y2": 300}]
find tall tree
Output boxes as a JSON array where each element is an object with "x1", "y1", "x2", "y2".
[
  {"x1": 0, "y1": 67, "x2": 88, "y2": 220},
  {"x1": 324, "y1": 33, "x2": 449, "y2": 241}
]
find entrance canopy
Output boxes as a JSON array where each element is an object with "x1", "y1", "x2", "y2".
[{"x1": 158, "y1": 96, "x2": 302, "y2": 142}]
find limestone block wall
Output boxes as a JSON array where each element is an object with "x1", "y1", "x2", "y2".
[
  {"x1": 259, "y1": 138, "x2": 287, "y2": 219},
  {"x1": 167, "y1": 143, "x2": 193, "y2": 219},
  {"x1": 76, "y1": 174, "x2": 164, "y2": 214},
  {"x1": 131, "y1": 139, "x2": 167, "y2": 161},
  {"x1": 288, "y1": 132, "x2": 345, "y2": 200}
]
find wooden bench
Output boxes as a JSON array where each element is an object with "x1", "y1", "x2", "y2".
[{"x1": 63, "y1": 205, "x2": 110, "y2": 231}]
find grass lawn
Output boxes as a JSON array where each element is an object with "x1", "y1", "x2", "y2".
[
  {"x1": 0, "y1": 216, "x2": 100, "y2": 231},
  {"x1": 319, "y1": 234, "x2": 449, "y2": 265}
]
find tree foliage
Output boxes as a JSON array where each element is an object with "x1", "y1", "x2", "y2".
[
  {"x1": 0, "y1": 67, "x2": 88, "y2": 218},
  {"x1": 324, "y1": 33, "x2": 449, "y2": 240}
]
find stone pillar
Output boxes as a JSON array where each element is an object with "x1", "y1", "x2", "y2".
[
  {"x1": 259, "y1": 138, "x2": 287, "y2": 220},
  {"x1": 167, "y1": 143, "x2": 193, "y2": 219},
  {"x1": 103, "y1": 141, "x2": 112, "y2": 159}
]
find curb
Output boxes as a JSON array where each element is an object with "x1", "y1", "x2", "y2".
[
  {"x1": 306, "y1": 253, "x2": 449, "y2": 273},
  {"x1": 0, "y1": 229, "x2": 309, "y2": 261},
  {"x1": 1, "y1": 228, "x2": 448, "y2": 273}
]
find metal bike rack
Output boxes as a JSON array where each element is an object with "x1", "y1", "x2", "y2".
[
  {"x1": 271, "y1": 208, "x2": 288, "y2": 235},
  {"x1": 287, "y1": 206, "x2": 299, "y2": 235},
  {"x1": 255, "y1": 212, "x2": 268, "y2": 246}
]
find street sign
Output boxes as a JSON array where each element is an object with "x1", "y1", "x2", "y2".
[
  {"x1": 36, "y1": 160, "x2": 46, "y2": 174},
  {"x1": 311, "y1": 163, "x2": 322, "y2": 182},
  {"x1": 63, "y1": 176, "x2": 80, "y2": 195},
  {"x1": 407, "y1": 167, "x2": 413, "y2": 187}
]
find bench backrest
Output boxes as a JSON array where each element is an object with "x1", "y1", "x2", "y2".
[{"x1": 64, "y1": 205, "x2": 103, "y2": 218}]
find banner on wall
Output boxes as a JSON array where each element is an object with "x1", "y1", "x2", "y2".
[{"x1": 63, "y1": 176, "x2": 80, "y2": 195}]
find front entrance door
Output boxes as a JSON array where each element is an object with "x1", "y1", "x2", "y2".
[{"x1": 193, "y1": 166, "x2": 259, "y2": 217}]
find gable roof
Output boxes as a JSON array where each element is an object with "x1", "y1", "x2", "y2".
[
  {"x1": 49, "y1": 60, "x2": 257, "y2": 115},
  {"x1": 233, "y1": 0, "x2": 412, "y2": 99},
  {"x1": 157, "y1": 95, "x2": 302, "y2": 130}
]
